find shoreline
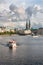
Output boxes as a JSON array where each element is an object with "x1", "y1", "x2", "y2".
[
  {"x1": 0, "y1": 34, "x2": 18, "y2": 37},
  {"x1": 0, "y1": 34, "x2": 43, "y2": 36}
]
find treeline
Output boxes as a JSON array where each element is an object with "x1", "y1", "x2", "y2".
[{"x1": 0, "y1": 31, "x2": 16, "y2": 35}]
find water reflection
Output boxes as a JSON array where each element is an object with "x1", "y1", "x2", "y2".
[{"x1": 9, "y1": 46, "x2": 17, "y2": 57}]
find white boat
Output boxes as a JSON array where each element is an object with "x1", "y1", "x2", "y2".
[
  {"x1": 9, "y1": 40, "x2": 16, "y2": 48},
  {"x1": 33, "y1": 36, "x2": 39, "y2": 38},
  {"x1": 18, "y1": 30, "x2": 31, "y2": 35}
]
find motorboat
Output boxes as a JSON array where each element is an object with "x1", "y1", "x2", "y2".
[
  {"x1": 33, "y1": 36, "x2": 39, "y2": 38},
  {"x1": 8, "y1": 40, "x2": 16, "y2": 49}
]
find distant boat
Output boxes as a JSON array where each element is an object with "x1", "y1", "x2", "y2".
[
  {"x1": 8, "y1": 40, "x2": 16, "y2": 49},
  {"x1": 24, "y1": 30, "x2": 31, "y2": 34},
  {"x1": 18, "y1": 29, "x2": 31, "y2": 35},
  {"x1": 33, "y1": 36, "x2": 39, "y2": 38}
]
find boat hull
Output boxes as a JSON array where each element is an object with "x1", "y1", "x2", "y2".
[{"x1": 18, "y1": 30, "x2": 31, "y2": 35}]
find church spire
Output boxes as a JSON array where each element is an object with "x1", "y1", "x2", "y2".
[
  {"x1": 29, "y1": 19, "x2": 31, "y2": 29},
  {"x1": 26, "y1": 19, "x2": 31, "y2": 29}
]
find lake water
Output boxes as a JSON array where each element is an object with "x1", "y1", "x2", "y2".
[{"x1": 0, "y1": 35, "x2": 43, "y2": 65}]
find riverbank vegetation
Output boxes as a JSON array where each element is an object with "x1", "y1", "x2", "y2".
[{"x1": 0, "y1": 31, "x2": 16, "y2": 35}]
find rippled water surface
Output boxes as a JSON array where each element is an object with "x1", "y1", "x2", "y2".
[{"x1": 0, "y1": 35, "x2": 43, "y2": 65}]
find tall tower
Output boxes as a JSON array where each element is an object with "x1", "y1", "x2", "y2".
[
  {"x1": 26, "y1": 19, "x2": 31, "y2": 30},
  {"x1": 29, "y1": 19, "x2": 31, "y2": 29}
]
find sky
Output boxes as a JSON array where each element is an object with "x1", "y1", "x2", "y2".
[
  {"x1": 0, "y1": 0, "x2": 43, "y2": 28},
  {"x1": 0, "y1": 0, "x2": 43, "y2": 10}
]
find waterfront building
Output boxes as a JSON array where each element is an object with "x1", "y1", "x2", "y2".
[
  {"x1": 0, "y1": 21, "x2": 26, "y2": 30},
  {"x1": 0, "y1": 26, "x2": 6, "y2": 32},
  {"x1": 38, "y1": 28, "x2": 43, "y2": 35}
]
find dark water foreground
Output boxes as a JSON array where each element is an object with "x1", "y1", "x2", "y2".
[{"x1": 0, "y1": 35, "x2": 43, "y2": 65}]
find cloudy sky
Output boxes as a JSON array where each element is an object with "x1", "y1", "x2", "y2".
[
  {"x1": 0, "y1": 0, "x2": 43, "y2": 10},
  {"x1": 0, "y1": 0, "x2": 43, "y2": 28}
]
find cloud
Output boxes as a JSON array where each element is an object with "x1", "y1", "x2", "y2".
[
  {"x1": 26, "y1": 4, "x2": 43, "y2": 28},
  {"x1": 34, "y1": 5, "x2": 41, "y2": 10},
  {"x1": 9, "y1": 4, "x2": 26, "y2": 21},
  {"x1": 9, "y1": 4, "x2": 17, "y2": 12},
  {"x1": 0, "y1": 0, "x2": 12, "y2": 4},
  {"x1": 19, "y1": 2, "x2": 26, "y2": 8},
  {"x1": 18, "y1": 6, "x2": 25, "y2": 14},
  {"x1": 0, "y1": 2, "x2": 43, "y2": 28},
  {"x1": 17, "y1": 6, "x2": 26, "y2": 20},
  {"x1": 26, "y1": 4, "x2": 42, "y2": 19},
  {"x1": 0, "y1": 4, "x2": 9, "y2": 12},
  {"x1": 33, "y1": 5, "x2": 41, "y2": 15},
  {"x1": 31, "y1": 12, "x2": 43, "y2": 28},
  {"x1": 0, "y1": 0, "x2": 6, "y2": 3},
  {"x1": 26, "y1": 6, "x2": 33, "y2": 19}
]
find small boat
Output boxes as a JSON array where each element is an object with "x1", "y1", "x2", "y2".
[
  {"x1": 33, "y1": 36, "x2": 39, "y2": 38},
  {"x1": 8, "y1": 40, "x2": 16, "y2": 49}
]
